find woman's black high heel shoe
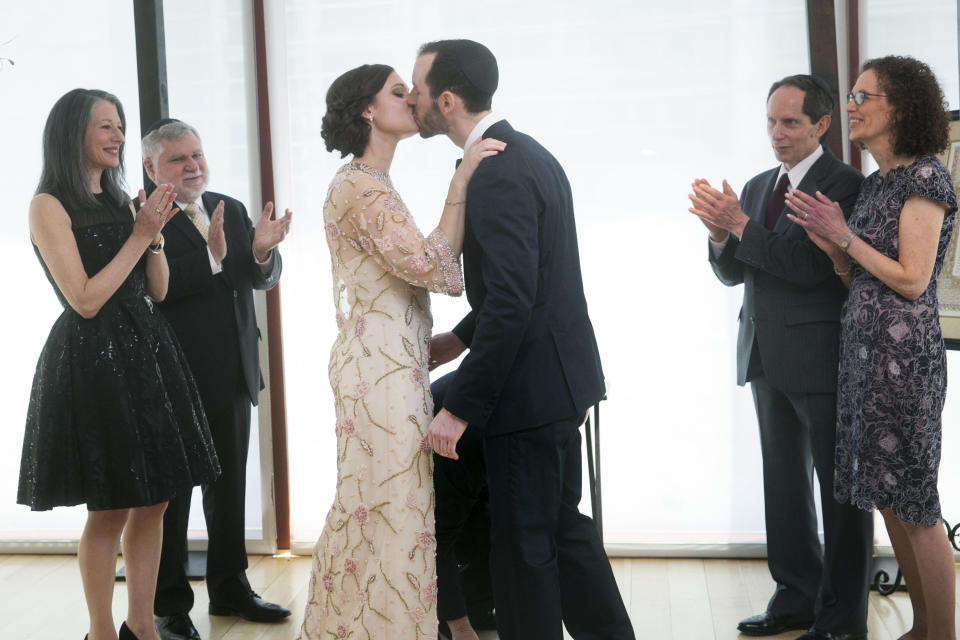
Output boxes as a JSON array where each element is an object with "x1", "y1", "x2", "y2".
[{"x1": 118, "y1": 622, "x2": 140, "y2": 640}]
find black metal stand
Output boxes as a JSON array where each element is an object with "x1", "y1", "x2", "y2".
[
  {"x1": 871, "y1": 555, "x2": 905, "y2": 595},
  {"x1": 872, "y1": 517, "x2": 960, "y2": 596},
  {"x1": 584, "y1": 399, "x2": 604, "y2": 539},
  {"x1": 116, "y1": 550, "x2": 206, "y2": 582}
]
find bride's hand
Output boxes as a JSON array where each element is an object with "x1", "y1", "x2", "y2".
[{"x1": 454, "y1": 137, "x2": 507, "y2": 186}]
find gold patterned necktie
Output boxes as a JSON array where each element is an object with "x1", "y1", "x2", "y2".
[{"x1": 184, "y1": 202, "x2": 209, "y2": 242}]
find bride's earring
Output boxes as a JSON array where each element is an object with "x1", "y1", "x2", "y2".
[{"x1": 366, "y1": 115, "x2": 374, "y2": 123}]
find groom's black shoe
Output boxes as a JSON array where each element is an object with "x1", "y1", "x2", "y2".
[
  {"x1": 155, "y1": 613, "x2": 201, "y2": 640},
  {"x1": 209, "y1": 590, "x2": 291, "y2": 622},
  {"x1": 737, "y1": 610, "x2": 814, "y2": 636}
]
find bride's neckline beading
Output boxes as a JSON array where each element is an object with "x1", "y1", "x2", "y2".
[{"x1": 345, "y1": 160, "x2": 394, "y2": 191}]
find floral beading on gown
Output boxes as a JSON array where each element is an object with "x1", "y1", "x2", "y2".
[{"x1": 298, "y1": 161, "x2": 463, "y2": 640}]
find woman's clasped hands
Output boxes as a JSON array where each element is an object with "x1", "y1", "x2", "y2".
[
  {"x1": 134, "y1": 183, "x2": 179, "y2": 246},
  {"x1": 784, "y1": 189, "x2": 849, "y2": 254}
]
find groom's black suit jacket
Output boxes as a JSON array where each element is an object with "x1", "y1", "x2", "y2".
[
  {"x1": 443, "y1": 120, "x2": 605, "y2": 435},
  {"x1": 709, "y1": 146, "x2": 862, "y2": 392}
]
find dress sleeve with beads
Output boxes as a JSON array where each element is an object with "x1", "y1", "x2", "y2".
[{"x1": 327, "y1": 173, "x2": 464, "y2": 296}]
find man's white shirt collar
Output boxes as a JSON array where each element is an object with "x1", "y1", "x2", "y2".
[
  {"x1": 464, "y1": 112, "x2": 504, "y2": 150},
  {"x1": 777, "y1": 144, "x2": 824, "y2": 190}
]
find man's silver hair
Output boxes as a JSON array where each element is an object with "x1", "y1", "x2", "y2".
[{"x1": 141, "y1": 121, "x2": 203, "y2": 160}]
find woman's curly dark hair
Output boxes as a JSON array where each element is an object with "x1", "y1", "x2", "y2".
[
  {"x1": 863, "y1": 55, "x2": 950, "y2": 157},
  {"x1": 321, "y1": 64, "x2": 393, "y2": 158}
]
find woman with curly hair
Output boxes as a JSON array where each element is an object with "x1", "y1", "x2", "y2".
[
  {"x1": 788, "y1": 55, "x2": 956, "y2": 640},
  {"x1": 296, "y1": 64, "x2": 503, "y2": 640}
]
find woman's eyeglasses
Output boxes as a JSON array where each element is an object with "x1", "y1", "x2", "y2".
[{"x1": 847, "y1": 91, "x2": 887, "y2": 105}]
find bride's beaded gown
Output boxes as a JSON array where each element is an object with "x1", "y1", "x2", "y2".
[{"x1": 298, "y1": 161, "x2": 463, "y2": 640}]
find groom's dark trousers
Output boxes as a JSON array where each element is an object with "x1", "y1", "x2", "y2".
[
  {"x1": 442, "y1": 120, "x2": 633, "y2": 640},
  {"x1": 431, "y1": 372, "x2": 495, "y2": 629}
]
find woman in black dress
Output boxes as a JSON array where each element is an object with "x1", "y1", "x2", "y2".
[
  {"x1": 18, "y1": 89, "x2": 220, "y2": 640},
  {"x1": 788, "y1": 56, "x2": 956, "y2": 640}
]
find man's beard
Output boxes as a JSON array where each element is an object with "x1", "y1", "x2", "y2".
[
  {"x1": 177, "y1": 173, "x2": 207, "y2": 201},
  {"x1": 416, "y1": 102, "x2": 449, "y2": 139}
]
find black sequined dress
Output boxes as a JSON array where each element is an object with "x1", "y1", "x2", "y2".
[{"x1": 17, "y1": 192, "x2": 220, "y2": 511}]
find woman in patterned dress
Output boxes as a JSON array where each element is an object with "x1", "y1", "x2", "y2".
[
  {"x1": 297, "y1": 65, "x2": 503, "y2": 640},
  {"x1": 788, "y1": 56, "x2": 957, "y2": 640}
]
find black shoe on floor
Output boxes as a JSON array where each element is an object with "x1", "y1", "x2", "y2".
[
  {"x1": 209, "y1": 591, "x2": 291, "y2": 623},
  {"x1": 119, "y1": 622, "x2": 142, "y2": 640},
  {"x1": 737, "y1": 610, "x2": 814, "y2": 636},
  {"x1": 155, "y1": 613, "x2": 201, "y2": 640}
]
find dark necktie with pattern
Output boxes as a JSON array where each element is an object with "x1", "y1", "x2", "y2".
[{"x1": 765, "y1": 173, "x2": 790, "y2": 230}]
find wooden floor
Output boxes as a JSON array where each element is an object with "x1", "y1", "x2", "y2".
[{"x1": 1, "y1": 554, "x2": 956, "y2": 639}]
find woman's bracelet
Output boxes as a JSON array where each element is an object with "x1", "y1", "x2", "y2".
[
  {"x1": 833, "y1": 262, "x2": 851, "y2": 276},
  {"x1": 148, "y1": 235, "x2": 165, "y2": 254},
  {"x1": 444, "y1": 199, "x2": 466, "y2": 207}
]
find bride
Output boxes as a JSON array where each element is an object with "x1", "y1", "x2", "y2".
[{"x1": 297, "y1": 64, "x2": 504, "y2": 640}]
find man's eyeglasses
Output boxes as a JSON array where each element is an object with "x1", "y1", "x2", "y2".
[{"x1": 847, "y1": 91, "x2": 887, "y2": 105}]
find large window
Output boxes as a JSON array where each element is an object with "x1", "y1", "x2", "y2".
[
  {"x1": 278, "y1": 0, "x2": 814, "y2": 548},
  {"x1": 0, "y1": 1, "x2": 142, "y2": 541},
  {"x1": 162, "y1": 0, "x2": 270, "y2": 551},
  {"x1": 862, "y1": 0, "x2": 958, "y2": 110},
  {"x1": 0, "y1": 0, "x2": 269, "y2": 549},
  {"x1": 3, "y1": 0, "x2": 959, "y2": 554}
]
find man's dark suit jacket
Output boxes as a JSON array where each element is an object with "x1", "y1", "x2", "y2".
[
  {"x1": 710, "y1": 146, "x2": 862, "y2": 392},
  {"x1": 157, "y1": 191, "x2": 281, "y2": 411},
  {"x1": 443, "y1": 120, "x2": 604, "y2": 435}
]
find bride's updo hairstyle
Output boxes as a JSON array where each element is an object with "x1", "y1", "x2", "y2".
[{"x1": 322, "y1": 64, "x2": 394, "y2": 158}]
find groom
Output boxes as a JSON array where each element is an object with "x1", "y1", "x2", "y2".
[{"x1": 413, "y1": 40, "x2": 634, "y2": 640}]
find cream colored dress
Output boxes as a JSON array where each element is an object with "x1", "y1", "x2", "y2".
[{"x1": 298, "y1": 161, "x2": 463, "y2": 640}]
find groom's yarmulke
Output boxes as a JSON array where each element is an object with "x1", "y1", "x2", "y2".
[
  {"x1": 142, "y1": 117, "x2": 183, "y2": 137},
  {"x1": 454, "y1": 40, "x2": 498, "y2": 94}
]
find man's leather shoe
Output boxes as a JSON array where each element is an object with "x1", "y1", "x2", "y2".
[
  {"x1": 737, "y1": 611, "x2": 814, "y2": 636},
  {"x1": 797, "y1": 631, "x2": 867, "y2": 640},
  {"x1": 154, "y1": 613, "x2": 201, "y2": 640},
  {"x1": 209, "y1": 591, "x2": 291, "y2": 623}
]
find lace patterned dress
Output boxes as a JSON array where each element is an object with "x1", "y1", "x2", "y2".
[
  {"x1": 298, "y1": 162, "x2": 463, "y2": 640},
  {"x1": 834, "y1": 155, "x2": 957, "y2": 526}
]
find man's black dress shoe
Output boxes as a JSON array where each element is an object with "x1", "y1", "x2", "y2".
[
  {"x1": 797, "y1": 631, "x2": 867, "y2": 640},
  {"x1": 737, "y1": 611, "x2": 814, "y2": 636},
  {"x1": 209, "y1": 591, "x2": 291, "y2": 623},
  {"x1": 155, "y1": 613, "x2": 201, "y2": 640}
]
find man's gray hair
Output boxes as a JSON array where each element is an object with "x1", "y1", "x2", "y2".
[{"x1": 141, "y1": 120, "x2": 203, "y2": 160}]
